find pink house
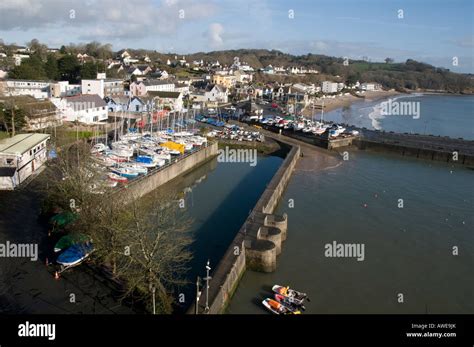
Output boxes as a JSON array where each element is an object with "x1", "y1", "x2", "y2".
[{"x1": 129, "y1": 81, "x2": 147, "y2": 97}]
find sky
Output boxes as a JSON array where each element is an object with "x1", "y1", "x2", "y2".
[{"x1": 0, "y1": 0, "x2": 473, "y2": 72}]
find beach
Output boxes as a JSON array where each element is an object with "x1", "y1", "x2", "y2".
[{"x1": 303, "y1": 89, "x2": 402, "y2": 116}]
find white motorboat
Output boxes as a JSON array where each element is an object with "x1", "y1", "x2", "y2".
[
  {"x1": 92, "y1": 155, "x2": 115, "y2": 167},
  {"x1": 119, "y1": 163, "x2": 148, "y2": 175},
  {"x1": 91, "y1": 143, "x2": 107, "y2": 154}
]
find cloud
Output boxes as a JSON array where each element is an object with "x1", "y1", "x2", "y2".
[
  {"x1": 0, "y1": 0, "x2": 216, "y2": 40},
  {"x1": 206, "y1": 23, "x2": 224, "y2": 48}
]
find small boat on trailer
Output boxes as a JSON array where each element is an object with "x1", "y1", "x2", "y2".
[
  {"x1": 57, "y1": 242, "x2": 94, "y2": 268},
  {"x1": 272, "y1": 285, "x2": 308, "y2": 306},
  {"x1": 111, "y1": 167, "x2": 139, "y2": 179},
  {"x1": 262, "y1": 298, "x2": 301, "y2": 315},
  {"x1": 119, "y1": 163, "x2": 148, "y2": 175},
  {"x1": 108, "y1": 172, "x2": 128, "y2": 183}
]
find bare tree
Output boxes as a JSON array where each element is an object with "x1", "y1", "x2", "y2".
[
  {"x1": 43, "y1": 143, "x2": 193, "y2": 313},
  {"x1": 111, "y1": 192, "x2": 193, "y2": 313}
]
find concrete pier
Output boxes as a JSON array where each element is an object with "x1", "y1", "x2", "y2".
[{"x1": 190, "y1": 141, "x2": 300, "y2": 314}]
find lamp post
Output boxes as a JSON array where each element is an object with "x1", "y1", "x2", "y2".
[{"x1": 204, "y1": 260, "x2": 212, "y2": 313}]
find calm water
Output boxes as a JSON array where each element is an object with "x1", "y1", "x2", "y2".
[
  {"x1": 0, "y1": 154, "x2": 283, "y2": 313},
  {"x1": 168, "y1": 155, "x2": 284, "y2": 310},
  {"x1": 227, "y1": 151, "x2": 474, "y2": 314},
  {"x1": 321, "y1": 94, "x2": 474, "y2": 140}
]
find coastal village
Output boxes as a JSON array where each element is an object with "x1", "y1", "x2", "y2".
[
  {"x1": 0, "y1": 41, "x2": 472, "y2": 317},
  {"x1": 0, "y1": 43, "x2": 388, "y2": 189}
]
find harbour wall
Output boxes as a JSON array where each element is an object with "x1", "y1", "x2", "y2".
[
  {"x1": 353, "y1": 139, "x2": 474, "y2": 167},
  {"x1": 243, "y1": 121, "x2": 474, "y2": 167},
  {"x1": 190, "y1": 140, "x2": 300, "y2": 314},
  {"x1": 114, "y1": 141, "x2": 219, "y2": 202}
]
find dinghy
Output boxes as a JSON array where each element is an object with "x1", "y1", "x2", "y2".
[
  {"x1": 262, "y1": 298, "x2": 301, "y2": 315},
  {"x1": 119, "y1": 163, "x2": 148, "y2": 175},
  {"x1": 272, "y1": 285, "x2": 308, "y2": 306},
  {"x1": 274, "y1": 293, "x2": 306, "y2": 311},
  {"x1": 56, "y1": 242, "x2": 94, "y2": 267},
  {"x1": 111, "y1": 167, "x2": 139, "y2": 179},
  {"x1": 108, "y1": 172, "x2": 128, "y2": 182}
]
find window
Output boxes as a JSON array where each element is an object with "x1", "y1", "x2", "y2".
[
  {"x1": 93, "y1": 116, "x2": 98, "y2": 122},
  {"x1": 6, "y1": 158, "x2": 13, "y2": 165}
]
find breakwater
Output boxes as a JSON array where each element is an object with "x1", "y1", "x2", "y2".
[
  {"x1": 189, "y1": 140, "x2": 300, "y2": 314},
  {"x1": 243, "y1": 122, "x2": 474, "y2": 167},
  {"x1": 353, "y1": 130, "x2": 474, "y2": 167}
]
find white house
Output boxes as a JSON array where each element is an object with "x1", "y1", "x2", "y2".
[
  {"x1": 322, "y1": 81, "x2": 338, "y2": 94},
  {"x1": 123, "y1": 56, "x2": 139, "y2": 65},
  {"x1": 54, "y1": 94, "x2": 108, "y2": 124},
  {"x1": 103, "y1": 79, "x2": 124, "y2": 96},
  {"x1": 0, "y1": 79, "x2": 50, "y2": 99},
  {"x1": 13, "y1": 54, "x2": 30, "y2": 66},
  {"x1": 292, "y1": 83, "x2": 316, "y2": 94},
  {"x1": 0, "y1": 133, "x2": 50, "y2": 190},
  {"x1": 143, "y1": 80, "x2": 175, "y2": 93},
  {"x1": 148, "y1": 91, "x2": 184, "y2": 112},
  {"x1": 174, "y1": 82, "x2": 189, "y2": 94},
  {"x1": 205, "y1": 84, "x2": 228, "y2": 103},
  {"x1": 81, "y1": 79, "x2": 105, "y2": 98},
  {"x1": 360, "y1": 82, "x2": 382, "y2": 91}
]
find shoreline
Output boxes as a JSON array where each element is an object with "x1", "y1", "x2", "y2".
[{"x1": 303, "y1": 90, "x2": 402, "y2": 116}]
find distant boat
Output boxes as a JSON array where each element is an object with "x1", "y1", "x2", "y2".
[
  {"x1": 106, "y1": 154, "x2": 127, "y2": 163},
  {"x1": 119, "y1": 163, "x2": 148, "y2": 175},
  {"x1": 108, "y1": 172, "x2": 128, "y2": 182},
  {"x1": 93, "y1": 155, "x2": 115, "y2": 167},
  {"x1": 329, "y1": 125, "x2": 346, "y2": 137},
  {"x1": 91, "y1": 143, "x2": 107, "y2": 154},
  {"x1": 111, "y1": 167, "x2": 139, "y2": 179},
  {"x1": 57, "y1": 242, "x2": 94, "y2": 267},
  {"x1": 272, "y1": 285, "x2": 308, "y2": 306},
  {"x1": 135, "y1": 156, "x2": 165, "y2": 168},
  {"x1": 262, "y1": 298, "x2": 301, "y2": 315}
]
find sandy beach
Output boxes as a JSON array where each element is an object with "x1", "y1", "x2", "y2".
[{"x1": 303, "y1": 90, "x2": 402, "y2": 116}]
